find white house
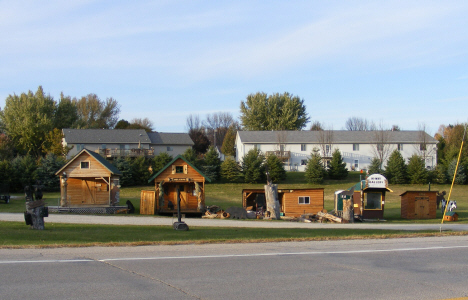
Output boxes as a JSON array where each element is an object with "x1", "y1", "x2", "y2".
[
  {"x1": 62, "y1": 129, "x2": 193, "y2": 160},
  {"x1": 235, "y1": 130, "x2": 438, "y2": 172}
]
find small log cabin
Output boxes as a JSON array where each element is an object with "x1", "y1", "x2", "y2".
[
  {"x1": 55, "y1": 149, "x2": 122, "y2": 207},
  {"x1": 351, "y1": 174, "x2": 392, "y2": 220},
  {"x1": 400, "y1": 191, "x2": 437, "y2": 219},
  {"x1": 242, "y1": 188, "x2": 324, "y2": 217},
  {"x1": 141, "y1": 155, "x2": 210, "y2": 215}
]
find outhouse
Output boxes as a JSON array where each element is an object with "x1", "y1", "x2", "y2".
[
  {"x1": 141, "y1": 155, "x2": 210, "y2": 215},
  {"x1": 55, "y1": 149, "x2": 122, "y2": 208},
  {"x1": 242, "y1": 188, "x2": 324, "y2": 217},
  {"x1": 351, "y1": 174, "x2": 392, "y2": 220},
  {"x1": 400, "y1": 191, "x2": 437, "y2": 219}
]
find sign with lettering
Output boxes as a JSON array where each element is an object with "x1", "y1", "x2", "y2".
[{"x1": 366, "y1": 174, "x2": 388, "y2": 189}]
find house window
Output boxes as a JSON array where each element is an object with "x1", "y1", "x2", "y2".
[
  {"x1": 301, "y1": 144, "x2": 307, "y2": 151},
  {"x1": 365, "y1": 192, "x2": 382, "y2": 210},
  {"x1": 167, "y1": 146, "x2": 173, "y2": 151},
  {"x1": 354, "y1": 160, "x2": 359, "y2": 169},
  {"x1": 298, "y1": 196, "x2": 310, "y2": 204},
  {"x1": 353, "y1": 144, "x2": 359, "y2": 151},
  {"x1": 80, "y1": 161, "x2": 90, "y2": 169},
  {"x1": 325, "y1": 145, "x2": 330, "y2": 155},
  {"x1": 76, "y1": 144, "x2": 85, "y2": 152},
  {"x1": 301, "y1": 159, "x2": 307, "y2": 166},
  {"x1": 175, "y1": 166, "x2": 184, "y2": 173},
  {"x1": 377, "y1": 144, "x2": 384, "y2": 151},
  {"x1": 398, "y1": 144, "x2": 404, "y2": 151},
  {"x1": 420, "y1": 144, "x2": 427, "y2": 151},
  {"x1": 101, "y1": 144, "x2": 106, "y2": 149}
]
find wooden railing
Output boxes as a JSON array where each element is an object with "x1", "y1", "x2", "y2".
[{"x1": 98, "y1": 148, "x2": 155, "y2": 158}]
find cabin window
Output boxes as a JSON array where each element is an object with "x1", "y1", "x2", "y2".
[
  {"x1": 301, "y1": 144, "x2": 307, "y2": 151},
  {"x1": 175, "y1": 166, "x2": 184, "y2": 173},
  {"x1": 167, "y1": 146, "x2": 173, "y2": 151},
  {"x1": 398, "y1": 144, "x2": 404, "y2": 151},
  {"x1": 353, "y1": 144, "x2": 359, "y2": 151},
  {"x1": 80, "y1": 161, "x2": 90, "y2": 169},
  {"x1": 298, "y1": 196, "x2": 310, "y2": 204},
  {"x1": 301, "y1": 159, "x2": 307, "y2": 166},
  {"x1": 365, "y1": 192, "x2": 382, "y2": 210}
]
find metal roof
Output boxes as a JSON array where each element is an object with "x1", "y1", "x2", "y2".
[{"x1": 237, "y1": 130, "x2": 437, "y2": 144}]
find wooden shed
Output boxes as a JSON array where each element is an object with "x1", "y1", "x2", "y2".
[
  {"x1": 351, "y1": 174, "x2": 392, "y2": 220},
  {"x1": 400, "y1": 191, "x2": 437, "y2": 219},
  {"x1": 242, "y1": 188, "x2": 324, "y2": 218},
  {"x1": 141, "y1": 155, "x2": 210, "y2": 215},
  {"x1": 55, "y1": 149, "x2": 122, "y2": 207}
]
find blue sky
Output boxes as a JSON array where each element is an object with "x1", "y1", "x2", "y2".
[{"x1": 1, "y1": 1, "x2": 467, "y2": 135}]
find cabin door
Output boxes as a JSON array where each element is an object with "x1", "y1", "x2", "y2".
[
  {"x1": 82, "y1": 180, "x2": 97, "y2": 205},
  {"x1": 175, "y1": 184, "x2": 188, "y2": 209},
  {"x1": 415, "y1": 198, "x2": 430, "y2": 218}
]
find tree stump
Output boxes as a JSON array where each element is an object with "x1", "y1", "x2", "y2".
[
  {"x1": 264, "y1": 184, "x2": 280, "y2": 219},
  {"x1": 343, "y1": 198, "x2": 354, "y2": 223},
  {"x1": 24, "y1": 185, "x2": 48, "y2": 230}
]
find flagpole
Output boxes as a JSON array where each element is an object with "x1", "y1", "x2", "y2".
[{"x1": 441, "y1": 125, "x2": 467, "y2": 230}]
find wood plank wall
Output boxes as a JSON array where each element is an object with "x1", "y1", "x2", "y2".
[{"x1": 282, "y1": 189, "x2": 324, "y2": 217}]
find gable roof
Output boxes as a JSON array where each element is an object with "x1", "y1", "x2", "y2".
[
  {"x1": 63, "y1": 129, "x2": 150, "y2": 144},
  {"x1": 147, "y1": 154, "x2": 211, "y2": 183},
  {"x1": 55, "y1": 148, "x2": 122, "y2": 176},
  {"x1": 237, "y1": 130, "x2": 437, "y2": 144},
  {"x1": 147, "y1": 132, "x2": 194, "y2": 145}
]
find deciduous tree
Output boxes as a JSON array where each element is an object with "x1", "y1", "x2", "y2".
[{"x1": 240, "y1": 92, "x2": 309, "y2": 130}]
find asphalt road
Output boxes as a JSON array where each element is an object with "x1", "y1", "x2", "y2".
[
  {"x1": 2, "y1": 212, "x2": 468, "y2": 231},
  {"x1": 0, "y1": 236, "x2": 467, "y2": 300}
]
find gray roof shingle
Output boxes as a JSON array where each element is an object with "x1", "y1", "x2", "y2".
[
  {"x1": 237, "y1": 130, "x2": 437, "y2": 144},
  {"x1": 63, "y1": 129, "x2": 150, "y2": 144},
  {"x1": 147, "y1": 132, "x2": 194, "y2": 145}
]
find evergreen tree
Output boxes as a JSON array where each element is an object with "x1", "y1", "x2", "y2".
[
  {"x1": 305, "y1": 149, "x2": 326, "y2": 184},
  {"x1": 220, "y1": 157, "x2": 242, "y2": 182},
  {"x1": 368, "y1": 157, "x2": 383, "y2": 175},
  {"x1": 221, "y1": 124, "x2": 237, "y2": 157},
  {"x1": 151, "y1": 152, "x2": 173, "y2": 175},
  {"x1": 182, "y1": 148, "x2": 203, "y2": 169},
  {"x1": 11, "y1": 154, "x2": 38, "y2": 192},
  {"x1": 0, "y1": 160, "x2": 12, "y2": 187},
  {"x1": 407, "y1": 154, "x2": 428, "y2": 184},
  {"x1": 447, "y1": 158, "x2": 466, "y2": 184},
  {"x1": 385, "y1": 150, "x2": 407, "y2": 184},
  {"x1": 203, "y1": 146, "x2": 222, "y2": 181},
  {"x1": 131, "y1": 156, "x2": 151, "y2": 186},
  {"x1": 265, "y1": 154, "x2": 287, "y2": 183},
  {"x1": 327, "y1": 149, "x2": 348, "y2": 180},
  {"x1": 113, "y1": 157, "x2": 134, "y2": 186},
  {"x1": 241, "y1": 149, "x2": 265, "y2": 183},
  {"x1": 35, "y1": 153, "x2": 66, "y2": 191}
]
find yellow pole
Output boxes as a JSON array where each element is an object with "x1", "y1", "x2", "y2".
[{"x1": 441, "y1": 125, "x2": 467, "y2": 225}]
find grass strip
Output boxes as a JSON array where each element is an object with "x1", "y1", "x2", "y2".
[{"x1": 1, "y1": 221, "x2": 466, "y2": 249}]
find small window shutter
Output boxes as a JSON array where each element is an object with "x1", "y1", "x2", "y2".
[
  {"x1": 172, "y1": 165, "x2": 176, "y2": 174},
  {"x1": 184, "y1": 165, "x2": 188, "y2": 174}
]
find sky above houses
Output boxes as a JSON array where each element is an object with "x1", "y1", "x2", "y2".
[{"x1": 1, "y1": 1, "x2": 468, "y2": 135}]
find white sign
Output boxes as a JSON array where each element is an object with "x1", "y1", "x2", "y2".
[{"x1": 366, "y1": 174, "x2": 388, "y2": 189}]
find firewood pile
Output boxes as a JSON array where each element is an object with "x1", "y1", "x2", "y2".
[
  {"x1": 202, "y1": 205, "x2": 230, "y2": 219},
  {"x1": 291, "y1": 210, "x2": 343, "y2": 223}
]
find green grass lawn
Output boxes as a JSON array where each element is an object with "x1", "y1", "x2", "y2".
[
  {"x1": 0, "y1": 221, "x2": 456, "y2": 248},
  {"x1": 1, "y1": 171, "x2": 467, "y2": 223}
]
